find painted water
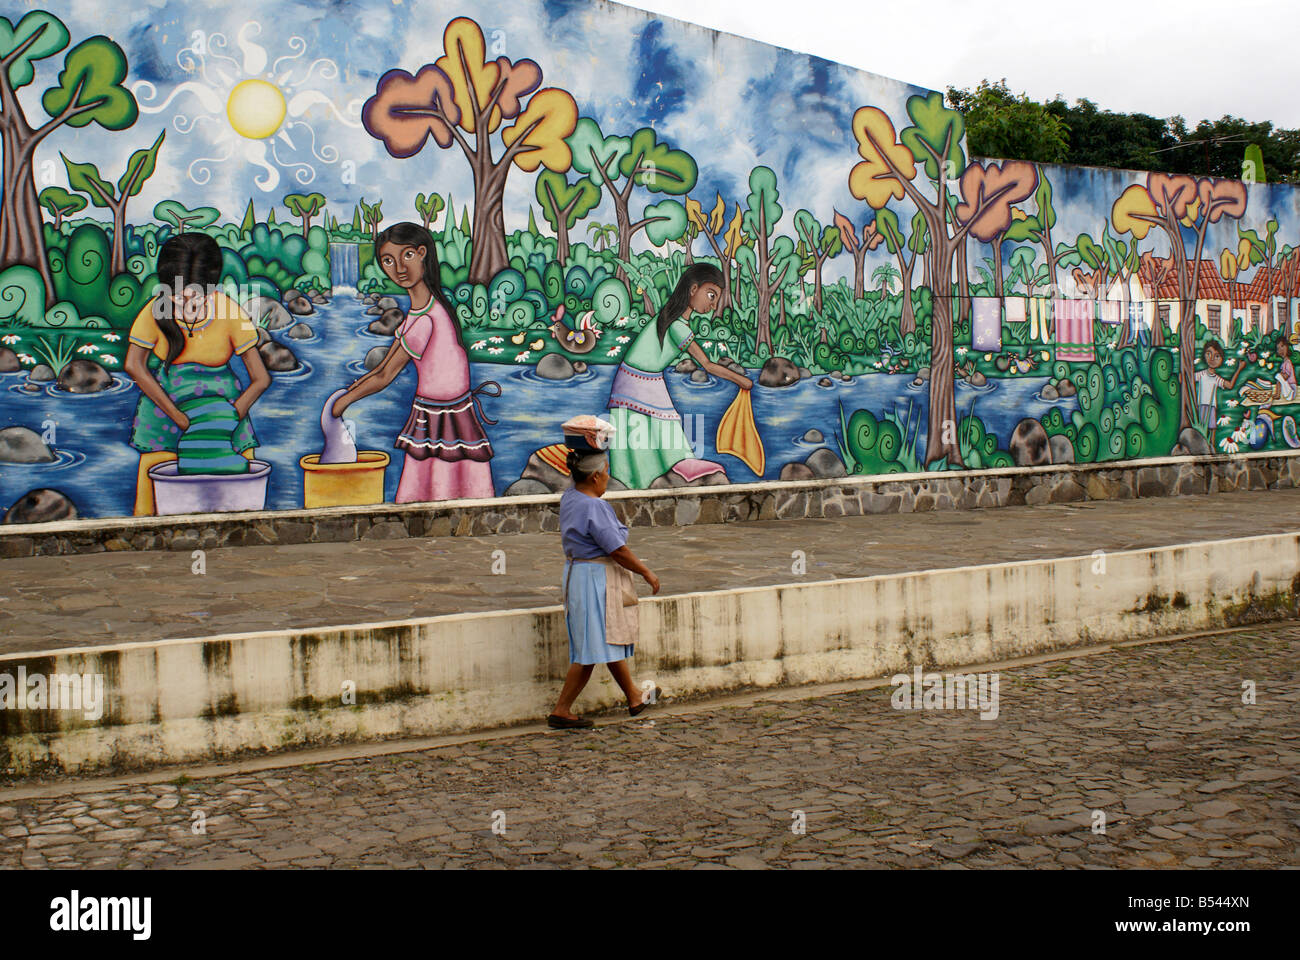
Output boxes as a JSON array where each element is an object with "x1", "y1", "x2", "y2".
[{"x1": 0, "y1": 294, "x2": 1080, "y2": 519}]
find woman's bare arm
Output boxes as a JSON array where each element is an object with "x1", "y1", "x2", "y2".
[
  {"x1": 610, "y1": 544, "x2": 659, "y2": 594},
  {"x1": 332, "y1": 346, "x2": 411, "y2": 418},
  {"x1": 233, "y1": 345, "x2": 271, "y2": 419},
  {"x1": 686, "y1": 340, "x2": 752, "y2": 389}
]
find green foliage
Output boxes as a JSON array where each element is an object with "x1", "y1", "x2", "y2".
[
  {"x1": 839, "y1": 402, "x2": 909, "y2": 476},
  {"x1": 46, "y1": 223, "x2": 148, "y2": 329},
  {"x1": 0, "y1": 264, "x2": 47, "y2": 326},
  {"x1": 946, "y1": 80, "x2": 1069, "y2": 164},
  {"x1": 40, "y1": 35, "x2": 137, "y2": 130},
  {"x1": 1059, "y1": 347, "x2": 1180, "y2": 462},
  {"x1": 152, "y1": 200, "x2": 218, "y2": 233}
]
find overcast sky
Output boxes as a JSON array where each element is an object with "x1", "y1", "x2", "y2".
[{"x1": 621, "y1": 0, "x2": 1300, "y2": 129}]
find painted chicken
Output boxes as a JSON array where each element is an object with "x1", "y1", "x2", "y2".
[{"x1": 548, "y1": 304, "x2": 602, "y2": 354}]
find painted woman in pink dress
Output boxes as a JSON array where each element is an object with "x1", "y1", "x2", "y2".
[{"x1": 332, "y1": 222, "x2": 498, "y2": 502}]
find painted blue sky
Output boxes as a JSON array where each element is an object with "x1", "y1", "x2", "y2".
[
  {"x1": 12, "y1": 0, "x2": 1300, "y2": 288},
  {"x1": 15, "y1": 0, "x2": 928, "y2": 281}
]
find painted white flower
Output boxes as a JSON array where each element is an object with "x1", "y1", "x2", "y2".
[
  {"x1": 16, "y1": 353, "x2": 35, "y2": 364},
  {"x1": 1231, "y1": 426, "x2": 1250, "y2": 443},
  {"x1": 1, "y1": 334, "x2": 19, "y2": 345},
  {"x1": 487, "y1": 347, "x2": 504, "y2": 355},
  {"x1": 955, "y1": 346, "x2": 968, "y2": 356},
  {"x1": 101, "y1": 333, "x2": 120, "y2": 342},
  {"x1": 99, "y1": 354, "x2": 118, "y2": 365},
  {"x1": 471, "y1": 340, "x2": 487, "y2": 350},
  {"x1": 718, "y1": 344, "x2": 728, "y2": 353},
  {"x1": 1217, "y1": 415, "x2": 1231, "y2": 426},
  {"x1": 703, "y1": 341, "x2": 713, "y2": 348},
  {"x1": 514, "y1": 350, "x2": 531, "y2": 363},
  {"x1": 1225, "y1": 399, "x2": 1239, "y2": 408},
  {"x1": 614, "y1": 317, "x2": 630, "y2": 328},
  {"x1": 873, "y1": 361, "x2": 884, "y2": 369},
  {"x1": 77, "y1": 344, "x2": 97, "y2": 354},
  {"x1": 606, "y1": 346, "x2": 622, "y2": 357},
  {"x1": 1224, "y1": 358, "x2": 1236, "y2": 366},
  {"x1": 489, "y1": 336, "x2": 504, "y2": 344},
  {"x1": 616, "y1": 335, "x2": 630, "y2": 344},
  {"x1": 1219, "y1": 437, "x2": 1239, "y2": 453}
]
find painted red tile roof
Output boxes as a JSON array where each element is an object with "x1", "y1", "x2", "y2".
[{"x1": 1137, "y1": 254, "x2": 1230, "y2": 301}]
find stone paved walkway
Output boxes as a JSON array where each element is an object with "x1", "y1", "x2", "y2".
[
  {"x1": 2, "y1": 489, "x2": 1297, "y2": 655},
  {"x1": 2, "y1": 623, "x2": 1296, "y2": 869}
]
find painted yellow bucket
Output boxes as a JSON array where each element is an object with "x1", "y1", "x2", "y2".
[{"x1": 299, "y1": 452, "x2": 390, "y2": 508}]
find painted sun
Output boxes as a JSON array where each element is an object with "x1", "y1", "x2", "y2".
[{"x1": 131, "y1": 22, "x2": 362, "y2": 191}]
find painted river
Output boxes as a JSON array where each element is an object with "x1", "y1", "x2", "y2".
[{"x1": 0, "y1": 291, "x2": 1080, "y2": 519}]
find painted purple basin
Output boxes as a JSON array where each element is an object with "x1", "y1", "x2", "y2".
[{"x1": 147, "y1": 459, "x2": 272, "y2": 516}]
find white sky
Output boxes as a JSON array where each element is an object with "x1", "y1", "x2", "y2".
[{"x1": 621, "y1": 0, "x2": 1300, "y2": 129}]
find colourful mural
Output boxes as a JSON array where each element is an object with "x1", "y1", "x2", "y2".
[{"x1": 2, "y1": 1, "x2": 1300, "y2": 523}]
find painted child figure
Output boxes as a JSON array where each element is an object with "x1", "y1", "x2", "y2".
[{"x1": 1195, "y1": 340, "x2": 1243, "y2": 437}]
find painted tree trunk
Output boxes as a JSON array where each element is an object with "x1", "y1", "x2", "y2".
[
  {"x1": 555, "y1": 219, "x2": 571, "y2": 266},
  {"x1": 812, "y1": 255, "x2": 825, "y2": 313},
  {"x1": 956, "y1": 238, "x2": 971, "y2": 327},
  {"x1": 0, "y1": 148, "x2": 56, "y2": 304},
  {"x1": 853, "y1": 247, "x2": 867, "y2": 300},
  {"x1": 925, "y1": 234, "x2": 962, "y2": 468},
  {"x1": 110, "y1": 201, "x2": 128, "y2": 278},
  {"x1": 898, "y1": 251, "x2": 916, "y2": 338},
  {"x1": 993, "y1": 236, "x2": 1005, "y2": 298}
]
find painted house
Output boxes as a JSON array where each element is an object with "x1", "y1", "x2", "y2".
[{"x1": 1136, "y1": 255, "x2": 1232, "y2": 340}]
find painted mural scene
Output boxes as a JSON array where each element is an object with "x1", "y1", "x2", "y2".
[{"x1": 2, "y1": 3, "x2": 1298, "y2": 525}]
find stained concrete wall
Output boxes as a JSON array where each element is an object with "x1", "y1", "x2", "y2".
[{"x1": 3, "y1": 532, "x2": 1297, "y2": 777}]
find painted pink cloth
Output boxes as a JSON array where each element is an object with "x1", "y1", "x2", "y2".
[
  {"x1": 392, "y1": 298, "x2": 494, "y2": 502},
  {"x1": 671, "y1": 458, "x2": 725, "y2": 483},
  {"x1": 396, "y1": 456, "x2": 494, "y2": 503},
  {"x1": 397, "y1": 300, "x2": 470, "y2": 400},
  {"x1": 1055, "y1": 298, "x2": 1095, "y2": 362}
]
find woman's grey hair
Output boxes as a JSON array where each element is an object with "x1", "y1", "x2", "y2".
[{"x1": 574, "y1": 452, "x2": 608, "y2": 477}]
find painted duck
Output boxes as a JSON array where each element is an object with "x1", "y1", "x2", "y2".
[{"x1": 548, "y1": 305, "x2": 602, "y2": 354}]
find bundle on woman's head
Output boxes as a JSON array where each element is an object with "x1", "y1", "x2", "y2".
[{"x1": 562, "y1": 414, "x2": 615, "y2": 480}]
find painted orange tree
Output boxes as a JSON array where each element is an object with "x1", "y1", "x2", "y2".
[
  {"x1": 0, "y1": 11, "x2": 137, "y2": 301},
  {"x1": 362, "y1": 16, "x2": 578, "y2": 284},
  {"x1": 1112, "y1": 174, "x2": 1248, "y2": 427},
  {"x1": 849, "y1": 93, "x2": 1033, "y2": 466}
]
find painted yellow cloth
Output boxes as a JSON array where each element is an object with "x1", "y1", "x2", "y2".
[{"x1": 715, "y1": 388, "x2": 765, "y2": 477}]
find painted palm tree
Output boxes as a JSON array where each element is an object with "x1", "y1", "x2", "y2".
[
  {"x1": 586, "y1": 221, "x2": 618, "y2": 252},
  {"x1": 872, "y1": 263, "x2": 901, "y2": 300}
]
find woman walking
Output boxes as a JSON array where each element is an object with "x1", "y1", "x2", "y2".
[
  {"x1": 549, "y1": 416, "x2": 660, "y2": 730},
  {"x1": 332, "y1": 222, "x2": 498, "y2": 502}
]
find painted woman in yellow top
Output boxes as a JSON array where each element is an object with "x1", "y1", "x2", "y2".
[{"x1": 122, "y1": 235, "x2": 271, "y2": 515}]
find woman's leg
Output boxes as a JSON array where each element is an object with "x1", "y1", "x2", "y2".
[
  {"x1": 552, "y1": 664, "x2": 595, "y2": 719},
  {"x1": 134, "y1": 451, "x2": 177, "y2": 516},
  {"x1": 606, "y1": 659, "x2": 644, "y2": 708}
]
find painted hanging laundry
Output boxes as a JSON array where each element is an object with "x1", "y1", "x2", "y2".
[
  {"x1": 1028, "y1": 297, "x2": 1053, "y2": 343},
  {"x1": 972, "y1": 297, "x2": 1002, "y2": 352},
  {"x1": 176, "y1": 396, "x2": 250, "y2": 475},
  {"x1": 1004, "y1": 296, "x2": 1028, "y2": 338},
  {"x1": 715, "y1": 388, "x2": 765, "y2": 476},
  {"x1": 1055, "y1": 299, "x2": 1096, "y2": 362},
  {"x1": 1098, "y1": 301, "x2": 1122, "y2": 325}
]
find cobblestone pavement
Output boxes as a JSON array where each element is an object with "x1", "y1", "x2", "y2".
[
  {"x1": 2, "y1": 488, "x2": 1297, "y2": 655},
  {"x1": 2, "y1": 624, "x2": 1297, "y2": 869}
]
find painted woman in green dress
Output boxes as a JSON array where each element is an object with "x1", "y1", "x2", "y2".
[{"x1": 605, "y1": 264, "x2": 753, "y2": 488}]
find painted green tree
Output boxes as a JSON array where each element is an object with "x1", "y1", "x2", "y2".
[
  {"x1": 0, "y1": 11, "x2": 138, "y2": 301},
  {"x1": 284, "y1": 192, "x2": 327, "y2": 235},
  {"x1": 793, "y1": 209, "x2": 842, "y2": 313},
  {"x1": 873, "y1": 207, "x2": 927, "y2": 336},
  {"x1": 737, "y1": 166, "x2": 799, "y2": 352},
  {"x1": 61, "y1": 128, "x2": 164, "y2": 276},
  {"x1": 414, "y1": 191, "x2": 444, "y2": 233},
  {"x1": 358, "y1": 197, "x2": 383, "y2": 242},
  {"x1": 566, "y1": 117, "x2": 697, "y2": 280},
  {"x1": 37, "y1": 186, "x2": 85, "y2": 231},
  {"x1": 833, "y1": 211, "x2": 885, "y2": 301},
  {"x1": 152, "y1": 200, "x2": 219, "y2": 234},
  {"x1": 534, "y1": 169, "x2": 599, "y2": 265}
]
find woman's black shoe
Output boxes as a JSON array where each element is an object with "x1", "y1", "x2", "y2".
[{"x1": 547, "y1": 714, "x2": 594, "y2": 729}]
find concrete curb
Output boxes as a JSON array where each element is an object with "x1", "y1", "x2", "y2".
[{"x1": 2, "y1": 531, "x2": 1297, "y2": 777}]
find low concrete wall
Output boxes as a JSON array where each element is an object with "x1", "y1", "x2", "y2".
[
  {"x1": 3, "y1": 449, "x2": 1300, "y2": 558},
  {"x1": 2, "y1": 532, "x2": 1297, "y2": 777}
]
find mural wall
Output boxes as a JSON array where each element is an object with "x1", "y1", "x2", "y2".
[{"x1": 2, "y1": 0, "x2": 1299, "y2": 523}]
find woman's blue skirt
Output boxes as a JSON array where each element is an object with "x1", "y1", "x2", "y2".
[{"x1": 564, "y1": 560, "x2": 635, "y2": 665}]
